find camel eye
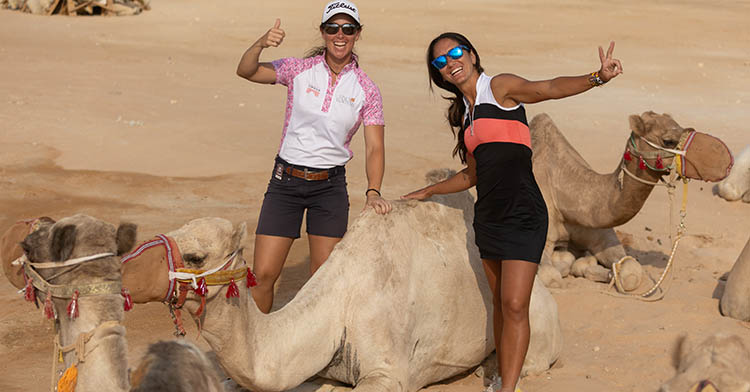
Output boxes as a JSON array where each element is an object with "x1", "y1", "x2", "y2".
[
  {"x1": 663, "y1": 139, "x2": 678, "y2": 149},
  {"x1": 183, "y1": 253, "x2": 207, "y2": 266}
]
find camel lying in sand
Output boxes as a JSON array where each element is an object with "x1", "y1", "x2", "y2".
[
  {"x1": 11, "y1": 214, "x2": 222, "y2": 391},
  {"x1": 531, "y1": 112, "x2": 732, "y2": 291},
  {"x1": 720, "y1": 236, "x2": 750, "y2": 321},
  {"x1": 717, "y1": 145, "x2": 750, "y2": 203},
  {"x1": 121, "y1": 170, "x2": 563, "y2": 392},
  {"x1": 660, "y1": 334, "x2": 750, "y2": 392}
]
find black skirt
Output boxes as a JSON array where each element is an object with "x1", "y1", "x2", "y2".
[{"x1": 472, "y1": 142, "x2": 548, "y2": 263}]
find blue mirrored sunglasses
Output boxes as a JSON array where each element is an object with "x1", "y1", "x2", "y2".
[{"x1": 431, "y1": 45, "x2": 469, "y2": 70}]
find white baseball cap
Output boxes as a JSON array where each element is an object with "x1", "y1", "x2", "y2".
[{"x1": 321, "y1": 0, "x2": 360, "y2": 25}]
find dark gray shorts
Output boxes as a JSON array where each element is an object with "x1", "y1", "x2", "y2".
[{"x1": 255, "y1": 157, "x2": 349, "y2": 239}]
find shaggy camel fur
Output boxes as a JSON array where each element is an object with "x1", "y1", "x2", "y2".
[
  {"x1": 0, "y1": 217, "x2": 55, "y2": 290},
  {"x1": 717, "y1": 145, "x2": 750, "y2": 203},
  {"x1": 130, "y1": 339, "x2": 224, "y2": 392},
  {"x1": 660, "y1": 334, "x2": 750, "y2": 392},
  {"x1": 131, "y1": 171, "x2": 562, "y2": 392},
  {"x1": 720, "y1": 236, "x2": 750, "y2": 321},
  {"x1": 19, "y1": 214, "x2": 136, "y2": 392},
  {"x1": 530, "y1": 112, "x2": 729, "y2": 290}
]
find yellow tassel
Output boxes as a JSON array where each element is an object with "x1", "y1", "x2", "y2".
[
  {"x1": 57, "y1": 364, "x2": 78, "y2": 392},
  {"x1": 58, "y1": 349, "x2": 63, "y2": 363}
]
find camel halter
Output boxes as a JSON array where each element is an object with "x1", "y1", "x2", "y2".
[
  {"x1": 14, "y1": 250, "x2": 126, "y2": 392},
  {"x1": 608, "y1": 131, "x2": 692, "y2": 301},
  {"x1": 121, "y1": 235, "x2": 257, "y2": 336}
]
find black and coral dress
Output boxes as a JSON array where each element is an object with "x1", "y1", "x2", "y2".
[{"x1": 463, "y1": 73, "x2": 548, "y2": 263}]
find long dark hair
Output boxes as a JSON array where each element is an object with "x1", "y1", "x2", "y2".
[{"x1": 427, "y1": 32, "x2": 484, "y2": 163}]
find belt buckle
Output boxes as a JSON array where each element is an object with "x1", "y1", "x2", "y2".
[{"x1": 303, "y1": 168, "x2": 311, "y2": 181}]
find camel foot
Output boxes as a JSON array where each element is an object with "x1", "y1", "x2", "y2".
[
  {"x1": 571, "y1": 254, "x2": 597, "y2": 278},
  {"x1": 615, "y1": 258, "x2": 643, "y2": 291},
  {"x1": 538, "y1": 264, "x2": 563, "y2": 288},
  {"x1": 583, "y1": 264, "x2": 611, "y2": 283},
  {"x1": 550, "y1": 250, "x2": 575, "y2": 278}
]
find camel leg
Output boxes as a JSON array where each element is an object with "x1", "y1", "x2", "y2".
[
  {"x1": 567, "y1": 226, "x2": 643, "y2": 291},
  {"x1": 566, "y1": 226, "x2": 625, "y2": 268}
]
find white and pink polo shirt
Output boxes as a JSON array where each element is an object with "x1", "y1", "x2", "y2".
[{"x1": 271, "y1": 53, "x2": 384, "y2": 169}]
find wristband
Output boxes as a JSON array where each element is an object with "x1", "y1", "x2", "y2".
[
  {"x1": 588, "y1": 71, "x2": 606, "y2": 87},
  {"x1": 365, "y1": 188, "x2": 381, "y2": 197}
]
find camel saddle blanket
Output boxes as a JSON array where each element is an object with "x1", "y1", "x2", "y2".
[{"x1": 679, "y1": 131, "x2": 733, "y2": 182}]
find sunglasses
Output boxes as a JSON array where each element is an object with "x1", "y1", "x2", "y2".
[
  {"x1": 431, "y1": 45, "x2": 469, "y2": 70},
  {"x1": 321, "y1": 23, "x2": 360, "y2": 36}
]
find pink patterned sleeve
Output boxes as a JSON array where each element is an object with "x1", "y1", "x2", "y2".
[
  {"x1": 360, "y1": 77, "x2": 385, "y2": 126},
  {"x1": 271, "y1": 57, "x2": 303, "y2": 87}
]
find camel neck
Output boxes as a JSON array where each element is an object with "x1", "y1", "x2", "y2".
[{"x1": 198, "y1": 263, "x2": 347, "y2": 391}]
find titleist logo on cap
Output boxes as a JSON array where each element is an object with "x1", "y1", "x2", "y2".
[{"x1": 327, "y1": 1, "x2": 356, "y2": 14}]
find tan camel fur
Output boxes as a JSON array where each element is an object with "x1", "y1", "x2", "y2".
[
  {"x1": 530, "y1": 112, "x2": 728, "y2": 290},
  {"x1": 130, "y1": 339, "x2": 224, "y2": 392},
  {"x1": 143, "y1": 171, "x2": 561, "y2": 392},
  {"x1": 720, "y1": 236, "x2": 750, "y2": 321},
  {"x1": 1, "y1": 217, "x2": 55, "y2": 290},
  {"x1": 717, "y1": 145, "x2": 750, "y2": 203},
  {"x1": 19, "y1": 214, "x2": 136, "y2": 392},
  {"x1": 660, "y1": 334, "x2": 750, "y2": 392}
]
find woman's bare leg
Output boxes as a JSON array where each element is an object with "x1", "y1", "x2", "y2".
[
  {"x1": 250, "y1": 234, "x2": 294, "y2": 313},
  {"x1": 308, "y1": 234, "x2": 342, "y2": 275},
  {"x1": 498, "y1": 259, "x2": 538, "y2": 392}
]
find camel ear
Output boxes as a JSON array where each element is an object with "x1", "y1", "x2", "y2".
[
  {"x1": 629, "y1": 114, "x2": 646, "y2": 137},
  {"x1": 231, "y1": 222, "x2": 248, "y2": 251},
  {"x1": 50, "y1": 224, "x2": 76, "y2": 261},
  {"x1": 116, "y1": 223, "x2": 137, "y2": 256}
]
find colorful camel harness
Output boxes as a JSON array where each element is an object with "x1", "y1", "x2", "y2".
[
  {"x1": 12, "y1": 231, "x2": 126, "y2": 392},
  {"x1": 120, "y1": 234, "x2": 257, "y2": 336}
]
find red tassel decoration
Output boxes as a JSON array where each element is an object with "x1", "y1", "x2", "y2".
[
  {"x1": 246, "y1": 268, "x2": 258, "y2": 288},
  {"x1": 623, "y1": 150, "x2": 633, "y2": 161},
  {"x1": 24, "y1": 277, "x2": 35, "y2": 302},
  {"x1": 226, "y1": 279, "x2": 239, "y2": 298},
  {"x1": 639, "y1": 157, "x2": 647, "y2": 170},
  {"x1": 122, "y1": 288, "x2": 133, "y2": 311},
  {"x1": 67, "y1": 291, "x2": 80, "y2": 320},
  {"x1": 195, "y1": 278, "x2": 208, "y2": 296},
  {"x1": 44, "y1": 294, "x2": 55, "y2": 319},
  {"x1": 655, "y1": 155, "x2": 664, "y2": 169}
]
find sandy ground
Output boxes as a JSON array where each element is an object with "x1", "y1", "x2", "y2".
[{"x1": 1, "y1": 0, "x2": 749, "y2": 391}]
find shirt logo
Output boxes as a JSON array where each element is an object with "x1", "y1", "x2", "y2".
[
  {"x1": 306, "y1": 85, "x2": 321, "y2": 97},
  {"x1": 336, "y1": 94, "x2": 357, "y2": 106}
]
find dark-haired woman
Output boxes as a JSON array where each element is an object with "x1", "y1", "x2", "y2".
[
  {"x1": 402, "y1": 32, "x2": 622, "y2": 392},
  {"x1": 236, "y1": 0, "x2": 391, "y2": 314}
]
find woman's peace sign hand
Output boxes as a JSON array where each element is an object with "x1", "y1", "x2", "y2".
[{"x1": 598, "y1": 41, "x2": 623, "y2": 82}]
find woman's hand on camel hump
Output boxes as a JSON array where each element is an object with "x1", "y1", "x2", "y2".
[
  {"x1": 401, "y1": 186, "x2": 433, "y2": 201},
  {"x1": 365, "y1": 192, "x2": 393, "y2": 215},
  {"x1": 597, "y1": 41, "x2": 624, "y2": 82},
  {"x1": 259, "y1": 18, "x2": 285, "y2": 48}
]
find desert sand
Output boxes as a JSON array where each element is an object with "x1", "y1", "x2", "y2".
[{"x1": 1, "y1": 0, "x2": 749, "y2": 391}]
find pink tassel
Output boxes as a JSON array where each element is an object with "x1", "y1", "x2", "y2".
[
  {"x1": 24, "y1": 277, "x2": 35, "y2": 303},
  {"x1": 122, "y1": 288, "x2": 133, "y2": 312},
  {"x1": 226, "y1": 279, "x2": 239, "y2": 298},
  {"x1": 195, "y1": 278, "x2": 208, "y2": 296},
  {"x1": 44, "y1": 294, "x2": 55, "y2": 319},
  {"x1": 67, "y1": 291, "x2": 79, "y2": 320},
  {"x1": 639, "y1": 157, "x2": 647, "y2": 170},
  {"x1": 655, "y1": 155, "x2": 664, "y2": 169},
  {"x1": 246, "y1": 268, "x2": 258, "y2": 288},
  {"x1": 623, "y1": 150, "x2": 633, "y2": 161}
]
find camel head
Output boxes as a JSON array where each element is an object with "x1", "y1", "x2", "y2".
[
  {"x1": 20, "y1": 214, "x2": 136, "y2": 288},
  {"x1": 660, "y1": 334, "x2": 750, "y2": 392},
  {"x1": 166, "y1": 218, "x2": 249, "y2": 315},
  {"x1": 628, "y1": 111, "x2": 733, "y2": 182}
]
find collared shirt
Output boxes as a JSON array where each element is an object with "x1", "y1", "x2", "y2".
[{"x1": 271, "y1": 53, "x2": 385, "y2": 169}]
